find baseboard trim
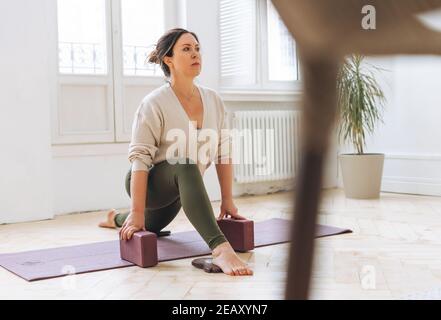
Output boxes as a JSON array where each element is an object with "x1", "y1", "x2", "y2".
[{"x1": 382, "y1": 176, "x2": 441, "y2": 197}]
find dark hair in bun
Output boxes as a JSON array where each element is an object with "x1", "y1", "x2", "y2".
[{"x1": 146, "y1": 28, "x2": 199, "y2": 79}]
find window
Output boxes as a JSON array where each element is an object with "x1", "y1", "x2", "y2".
[
  {"x1": 266, "y1": 0, "x2": 298, "y2": 81},
  {"x1": 57, "y1": 0, "x2": 108, "y2": 75},
  {"x1": 121, "y1": 0, "x2": 165, "y2": 76},
  {"x1": 219, "y1": 0, "x2": 299, "y2": 91},
  {"x1": 53, "y1": 0, "x2": 170, "y2": 145},
  {"x1": 57, "y1": 0, "x2": 166, "y2": 77},
  {"x1": 219, "y1": 0, "x2": 256, "y2": 87}
]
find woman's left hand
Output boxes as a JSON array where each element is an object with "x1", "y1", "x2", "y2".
[{"x1": 217, "y1": 198, "x2": 247, "y2": 220}]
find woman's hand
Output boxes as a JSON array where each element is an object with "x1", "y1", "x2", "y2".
[
  {"x1": 217, "y1": 198, "x2": 246, "y2": 220},
  {"x1": 119, "y1": 211, "x2": 146, "y2": 240}
]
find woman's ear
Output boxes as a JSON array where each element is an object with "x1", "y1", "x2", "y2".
[{"x1": 164, "y1": 57, "x2": 172, "y2": 69}]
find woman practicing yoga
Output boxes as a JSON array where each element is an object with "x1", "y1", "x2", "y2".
[{"x1": 99, "y1": 28, "x2": 253, "y2": 276}]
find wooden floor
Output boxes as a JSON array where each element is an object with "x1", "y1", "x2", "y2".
[{"x1": 1, "y1": 188, "x2": 441, "y2": 300}]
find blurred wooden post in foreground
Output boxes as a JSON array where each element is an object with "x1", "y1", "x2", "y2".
[{"x1": 271, "y1": 0, "x2": 441, "y2": 299}]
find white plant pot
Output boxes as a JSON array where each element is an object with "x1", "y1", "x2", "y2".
[{"x1": 339, "y1": 153, "x2": 385, "y2": 199}]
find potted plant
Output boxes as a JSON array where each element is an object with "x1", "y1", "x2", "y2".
[{"x1": 336, "y1": 54, "x2": 387, "y2": 199}]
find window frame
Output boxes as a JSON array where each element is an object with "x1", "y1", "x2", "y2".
[
  {"x1": 219, "y1": 0, "x2": 302, "y2": 97},
  {"x1": 52, "y1": 0, "x2": 179, "y2": 145}
]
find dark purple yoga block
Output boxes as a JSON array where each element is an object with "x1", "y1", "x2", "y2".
[
  {"x1": 119, "y1": 231, "x2": 158, "y2": 267},
  {"x1": 217, "y1": 218, "x2": 254, "y2": 252}
]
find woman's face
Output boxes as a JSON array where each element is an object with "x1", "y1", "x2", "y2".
[{"x1": 164, "y1": 33, "x2": 202, "y2": 79}]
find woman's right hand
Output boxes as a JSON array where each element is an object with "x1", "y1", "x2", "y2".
[{"x1": 119, "y1": 211, "x2": 146, "y2": 240}]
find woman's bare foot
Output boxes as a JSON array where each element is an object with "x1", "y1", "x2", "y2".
[
  {"x1": 211, "y1": 242, "x2": 253, "y2": 276},
  {"x1": 98, "y1": 209, "x2": 117, "y2": 229}
]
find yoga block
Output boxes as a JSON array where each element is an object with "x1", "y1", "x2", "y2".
[
  {"x1": 217, "y1": 218, "x2": 254, "y2": 252},
  {"x1": 119, "y1": 231, "x2": 158, "y2": 268}
]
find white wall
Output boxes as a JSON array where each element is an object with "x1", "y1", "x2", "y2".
[{"x1": 0, "y1": 0, "x2": 55, "y2": 223}]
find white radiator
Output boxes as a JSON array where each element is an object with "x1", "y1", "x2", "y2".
[{"x1": 232, "y1": 110, "x2": 301, "y2": 183}]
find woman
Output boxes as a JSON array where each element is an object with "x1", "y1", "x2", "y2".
[{"x1": 99, "y1": 28, "x2": 253, "y2": 276}]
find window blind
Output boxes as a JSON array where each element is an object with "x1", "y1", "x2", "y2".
[{"x1": 219, "y1": 0, "x2": 257, "y2": 87}]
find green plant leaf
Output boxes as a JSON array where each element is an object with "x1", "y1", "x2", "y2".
[{"x1": 336, "y1": 54, "x2": 387, "y2": 155}]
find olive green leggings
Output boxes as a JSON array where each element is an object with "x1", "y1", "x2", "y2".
[{"x1": 115, "y1": 159, "x2": 228, "y2": 250}]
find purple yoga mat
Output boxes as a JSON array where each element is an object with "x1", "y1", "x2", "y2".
[{"x1": 0, "y1": 218, "x2": 351, "y2": 281}]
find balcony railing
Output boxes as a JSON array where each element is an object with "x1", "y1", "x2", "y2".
[{"x1": 58, "y1": 42, "x2": 161, "y2": 76}]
